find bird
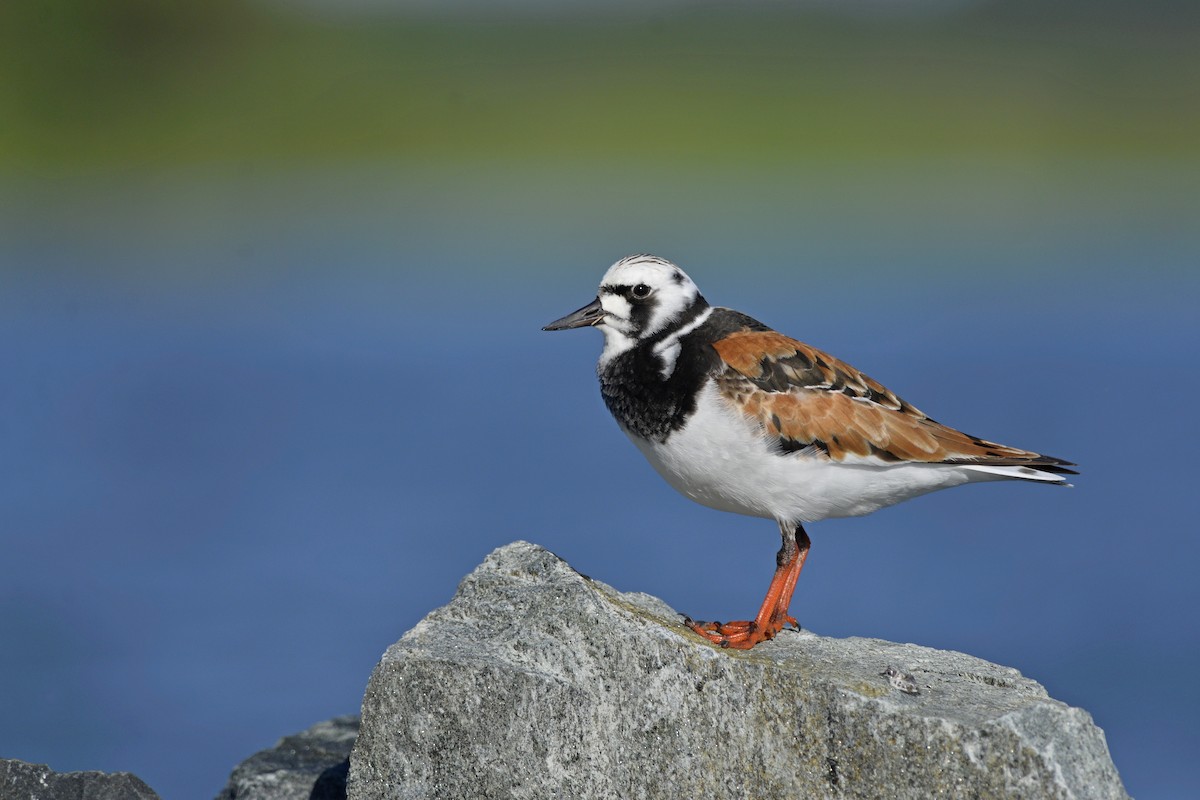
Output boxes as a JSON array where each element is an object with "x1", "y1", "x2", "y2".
[{"x1": 543, "y1": 253, "x2": 1076, "y2": 650}]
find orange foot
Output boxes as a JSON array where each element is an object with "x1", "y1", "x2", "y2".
[
  {"x1": 683, "y1": 523, "x2": 811, "y2": 651},
  {"x1": 684, "y1": 614, "x2": 799, "y2": 650}
]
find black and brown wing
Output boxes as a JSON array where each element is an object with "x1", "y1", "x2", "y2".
[{"x1": 711, "y1": 328, "x2": 1076, "y2": 475}]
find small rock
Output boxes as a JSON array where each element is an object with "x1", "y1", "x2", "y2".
[
  {"x1": 880, "y1": 665, "x2": 921, "y2": 695},
  {"x1": 216, "y1": 715, "x2": 359, "y2": 800},
  {"x1": 0, "y1": 758, "x2": 159, "y2": 800}
]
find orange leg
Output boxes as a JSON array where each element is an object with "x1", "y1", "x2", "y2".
[{"x1": 685, "y1": 522, "x2": 811, "y2": 650}]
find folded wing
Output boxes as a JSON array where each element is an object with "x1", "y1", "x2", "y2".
[{"x1": 711, "y1": 329, "x2": 1076, "y2": 479}]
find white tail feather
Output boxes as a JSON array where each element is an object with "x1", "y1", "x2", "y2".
[{"x1": 962, "y1": 464, "x2": 1072, "y2": 485}]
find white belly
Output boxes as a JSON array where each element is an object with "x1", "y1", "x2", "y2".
[{"x1": 625, "y1": 383, "x2": 976, "y2": 523}]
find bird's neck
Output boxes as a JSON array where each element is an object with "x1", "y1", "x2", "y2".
[{"x1": 597, "y1": 302, "x2": 716, "y2": 443}]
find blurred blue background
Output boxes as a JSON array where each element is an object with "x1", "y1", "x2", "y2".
[{"x1": 2, "y1": 1, "x2": 1198, "y2": 797}]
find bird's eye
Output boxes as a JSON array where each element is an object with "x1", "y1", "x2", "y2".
[{"x1": 631, "y1": 284, "x2": 652, "y2": 299}]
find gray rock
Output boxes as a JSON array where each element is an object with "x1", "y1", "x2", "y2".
[
  {"x1": 348, "y1": 540, "x2": 1129, "y2": 800},
  {"x1": 216, "y1": 715, "x2": 359, "y2": 800},
  {"x1": 0, "y1": 758, "x2": 159, "y2": 800}
]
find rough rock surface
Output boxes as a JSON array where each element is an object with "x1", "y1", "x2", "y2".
[
  {"x1": 348, "y1": 541, "x2": 1129, "y2": 800},
  {"x1": 1, "y1": 758, "x2": 159, "y2": 800},
  {"x1": 216, "y1": 715, "x2": 359, "y2": 800}
]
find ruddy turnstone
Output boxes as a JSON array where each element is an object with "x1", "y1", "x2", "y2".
[{"x1": 544, "y1": 254, "x2": 1075, "y2": 650}]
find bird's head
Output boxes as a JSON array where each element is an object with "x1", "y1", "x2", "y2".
[{"x1": 543, "y1": 254, "x2": 707, "y2": 363}]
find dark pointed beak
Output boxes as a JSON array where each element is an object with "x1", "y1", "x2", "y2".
[{"x1": 542, "y1": 297, "x2": 604, "y2": 331}]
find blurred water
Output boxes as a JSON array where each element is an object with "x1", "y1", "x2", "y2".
[{"x1": 1, "y1": 163, "x2": 1197, "y2": 798}]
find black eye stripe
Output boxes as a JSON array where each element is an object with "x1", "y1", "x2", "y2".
[{"x1": 628, "y1": 292, "x2": 656, "y2": 333}]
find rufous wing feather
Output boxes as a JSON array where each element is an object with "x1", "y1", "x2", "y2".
[{"x1": 712, "y1": 329, "x2": 1075, "y2": 472}]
